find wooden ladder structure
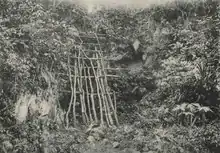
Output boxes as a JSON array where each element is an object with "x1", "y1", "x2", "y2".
[{"x1": 63, "y1": 32, "x2": 119, "y2": 127}]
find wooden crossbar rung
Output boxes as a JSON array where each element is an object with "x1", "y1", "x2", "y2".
[
  {"x1": 70, "y1": 56, "x2": 114, "y2": 61},
  {"x1": 78, "y1": 32, "x2": 106, "y2": 36},
  {"x1": 71, "y1": 49, "x2": 104, "y2": 53},
  {"x1": 74, "y1": 42, "x2": 105, "y2": 45},
  {"x1": 78, "y1": 35, "x2": 106, "y2": 39},
  {"x1": 68, "y1": 66, "x2": 128, "y2": 71},
  {"x1": 58, "y1": 73, "x2": 119, "y2": 78},
  {"x1": 60, "y1": 90, "x2": 117, "y2": 95}
]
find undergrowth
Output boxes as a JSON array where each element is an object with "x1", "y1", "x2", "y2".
[{"x1": 0, "y1": 0, "x2": 220, "y2": 153}]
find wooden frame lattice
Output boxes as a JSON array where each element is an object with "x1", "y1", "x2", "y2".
[{"x1": 63, "y1": 32, "x2": 119, "y2": 127}]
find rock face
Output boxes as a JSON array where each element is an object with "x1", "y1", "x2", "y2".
[{"x1": 14, "y1": 93, "x2": 56, "y2": 123}]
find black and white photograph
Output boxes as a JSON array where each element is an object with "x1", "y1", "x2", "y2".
[{"x1": 0, "y1": 0, "x2": 220, "y2": 152}]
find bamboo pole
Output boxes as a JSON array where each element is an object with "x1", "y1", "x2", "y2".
[
  {"x1": 87, "y1": 66, "x2": 98, "y2": 123},
  {"x1": 113, "y1": 91, "x2": 117, "y2": 121},
  {"x1": 83, "y1": 61, "x2": 93, "y2": 123},
  {"x1": 96, "y1": 53, "x2": 111, "y2": 126},
  {"x1": 77, "y1": 49, "x2": 89, "y2": 125},
  {"x1": 101, "y1": 56, "x2": 119, "y2": 126},
  {"x1": 81, "y1": 49, "x2": 104, "y2": 125},
  {"x1": 93, "y1": 53, "x2": 110, "y2": 126},
  {"x1": 65, "y1": 51, "x2": 77, "y2": 128},
  {"x1": 94, "y1": 34, "x2": 119, "y2": 126},
  {"x1": 81, "y1": 66, "x2": 89, "y2": 124}
]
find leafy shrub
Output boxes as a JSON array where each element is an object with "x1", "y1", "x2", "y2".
[
  {"x1": 172, "y1": 103, "x2": 213, "y2": 126},
  {"x1": 202, "y1": 121, "x2": 220, "y2": 152}
]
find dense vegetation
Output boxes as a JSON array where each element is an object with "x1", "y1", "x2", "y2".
[{"x1": 0, "y1": 0, "x2": 220, "y2": 152}]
